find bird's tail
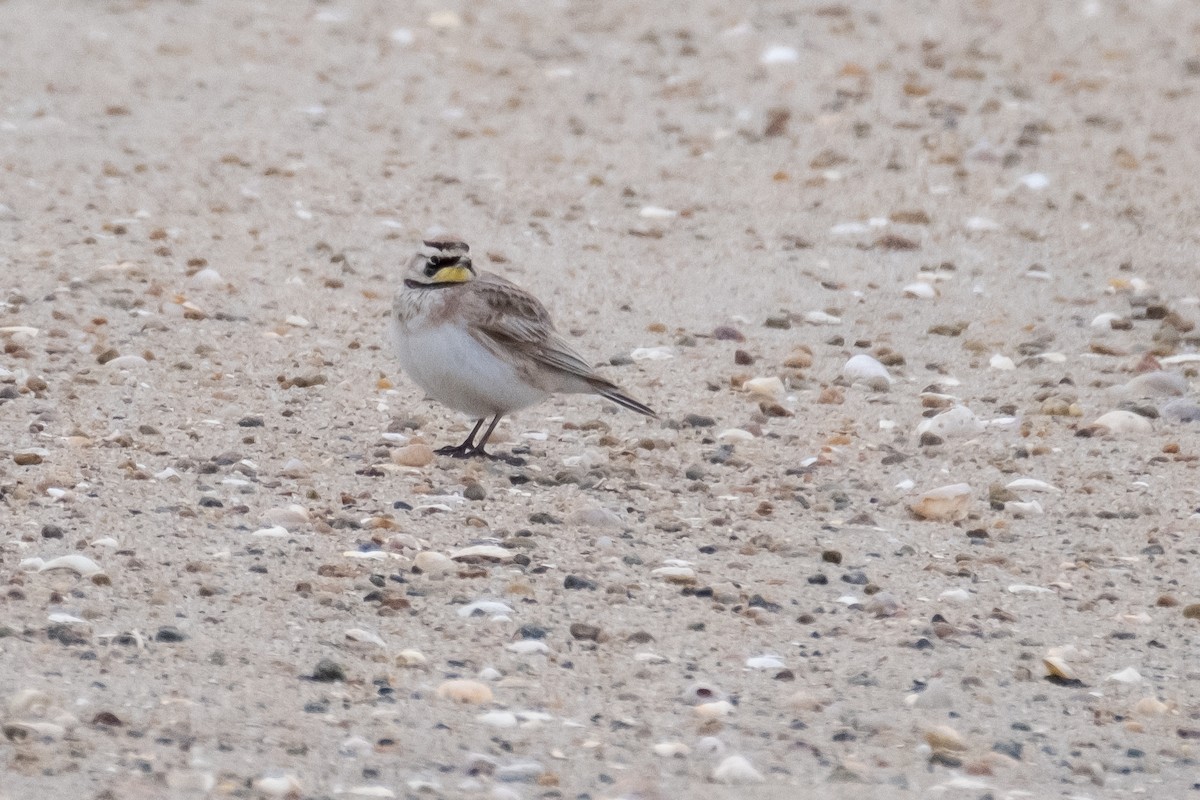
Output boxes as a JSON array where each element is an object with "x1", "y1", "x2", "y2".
[{"x1": 589, "y1": 378, "x2": 657, "y2": 417}]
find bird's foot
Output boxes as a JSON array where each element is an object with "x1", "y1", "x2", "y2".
[{"x1": 435, "y1": 443, "x2": 477, "y2": 458}]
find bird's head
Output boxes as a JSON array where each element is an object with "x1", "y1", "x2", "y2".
[{"x1": 405, "y1": 236, "x2": 475, "y2": 287}]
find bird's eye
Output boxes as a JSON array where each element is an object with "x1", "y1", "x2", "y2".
[{"x1": 423, "y1": 258, "x2": 440, "y2": 277}]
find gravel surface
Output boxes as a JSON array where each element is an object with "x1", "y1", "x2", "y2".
[{"x1": 2, "y1": 2, "x2": 1200, "y2": 798}]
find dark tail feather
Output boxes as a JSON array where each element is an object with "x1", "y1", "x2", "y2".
[{"x1": 591, "y1": 379, "x2": 657, "y2": 417}]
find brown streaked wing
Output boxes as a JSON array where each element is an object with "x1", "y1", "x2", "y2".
[{"x1": 469, "y1": 274, "x2": 597, "y2": 379}]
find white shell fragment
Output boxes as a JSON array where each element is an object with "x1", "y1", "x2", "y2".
[
  {"x1": 909, "y1": 483, "x2": 972, "y2": 521},
  {"x1": 742, "y1": 376, "x2": 785, "y2": 401},
  {"x1": 902, "y1": 282, "x2": 938, "y2": 299},
  {"x1": 745, "y1": 655, "x2": 786, "y2": 670},
  {"x1": 106, "y1": 355, "x2": 148, "y2": 369},
  {"x1": 449, "y1": 544, "x2": 513, "y2": 562},
  {"x1": 1089, "y1": 410, "x2": 1153, "y2": 435},
  {"x1": 916, "y1": 405, "x2": 984, "y2": 439},
  {"x1": 1122, "y1": 371, "x2": 1187, "y2": 397},
  {"x1": 1006, "y1": 478, "x2": 1062, "y2": 493},
  {"x1": 842, "y1": 354, "x2": 892, "y2": 391},
  {"x1": 712, "y1": 754, "x2": 765, "y2": 784},
  {"x1": 1107, "y1": 667, "x2": 1143, "y2": 684},
  {"x1": 629, "y1": 346, "x2": 674, "y2": 361},
  {"x1": 37, "y1": 554, "x2": 104, "y2": 577},
  {"x1": 457, "y1": 600, "x2": 514, "y2": 618}
]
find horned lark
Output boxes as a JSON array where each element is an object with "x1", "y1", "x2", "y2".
[{"x1": 391, "y1": 236, "x2": 656, "y2": 459}]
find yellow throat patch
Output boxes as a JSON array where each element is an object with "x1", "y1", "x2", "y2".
[{"x1": 430, "y1": 265, "x2": 472, "y2": 283}]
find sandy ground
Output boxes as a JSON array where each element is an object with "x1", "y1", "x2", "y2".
[{"x1": 3, "y1": 1, "x2": 1200, "y2": 798}]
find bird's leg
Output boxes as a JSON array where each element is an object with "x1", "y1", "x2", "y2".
[
  {"x1": 462, "y1": 414, "x2": 504, "y2": 459},
  {"x1": 436, "y1": 418, "x2": 485, "y2": 457}
]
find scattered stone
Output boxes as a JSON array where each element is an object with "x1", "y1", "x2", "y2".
[
  {"x1": 436, "y1": 679, "x2": 493, "y2": 704},
  {"x1": 310, "y1": 659, "x2": 346, "y2": 682}
]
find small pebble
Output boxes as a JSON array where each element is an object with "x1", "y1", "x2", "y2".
[
  {"x1": 436, "y1": 679, "x2": 493, "y2": 704},
  {"x1": 711, "y1": 754, "x2": 765, "y2": 784},
  {"x1": 392, "y1": 444, "x2": 435, "y2": 467}
]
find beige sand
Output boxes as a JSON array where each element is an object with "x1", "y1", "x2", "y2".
[{"x1": 2, "y1": 1, "x2": 1199, "y2": 797}]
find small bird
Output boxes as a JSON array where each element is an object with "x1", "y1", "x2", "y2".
[{"x1": 391, "y1": 236, "x2": 656, "y2": 459}]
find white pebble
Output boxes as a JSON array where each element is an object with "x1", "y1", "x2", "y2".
[
  {"x1": 344, "y1": 628, "x2": 385, "y2": 647},
  {"x1": 1019, "y1": 172, "x2": 1050, "y2": 190},
  {"x1": 803, "y1": 310, "x2": 842, "y2": 325},
  {"x1": 106, "y1": 355, "x2": 147, "y2": 369},
  {"x1": 638, "y1": 205, "x2": 677, "y2": 219},
  {"x1": 902, "y1": 282, "x2": 938, "y2": 299},
  {"x1": 760, "y1": 45, "x2": 799, "y2": 64},
  {"x1": 653, "y1": 741, "x2": 690, "y2": 757},
  {"x1": 1008, "y1": 584, "x2": 1054, "y2": 594},
  {"x1": 1090, "y1": 410, "x2": 1153, "y2": 435},
  {"x1": 745, "y1": 655, "x2": 786, "y2": 670},
  {"x1": 965, "y1": 216, "x2": 1001, "y2": 232},
  {"x1": 712, "y1": 754, "x2": 765, "y2": 784},
  {"x1": 694, "y1": 700, "x2": 735, "y2": 719},
  {"x1": 413, "y1": 551, "x2": 454, "y2": 573},
  {"x1": 717, "y1": 428, "x2": 755, "y2": 442},
  {"x1": 505, "y1": 640, "x2": 551, "y2": 655},
  {"x1": 457, "y1": 600, "x2": 513, "y2": 618},
  {"x1": 396, "y1": 649, "x2": 428, "y2": 667},
  {"x1": 830, "y1": 221, "x2": 869, "y2": 235},
  {"x1": 1122, "y1": 371, "x2": 1188, "y2": 397},
  {"x1": 478, "y1": 711, "x2": 518, "y2": 728},
  {"x1": 1090, "y1": 312, "x2": 1124, "y2": 329},
  {"x1": 630, "y1": 346, "x2": 673, "y2": 360},
  {"x1": 260, "y1": 504, "x2": 310, "y2": 528},
  {"x1": 189, "y1": 267, "x2": 225, "y2": 289},
  {"x1": 939, "y1": 588, "x2": 972, "y2": 602},
  {"x1": 1107, "y1": 667, "x2": 1143, "y2": 684},
  {"x1": 389, "y1": 28, "x2": 414, "y2": 45},
  {"x1": 743, "y1": 376, "x2": 785, "y2": 401},
  {"x1": 842, "y1": 354, "x2": 892, "y2": 391},
  {"x1": 1006, "y1": 500, "x2": 1044, "y2": 515},
  {"x1": 252, "y1": 773, "x2": 302, "y2": 797},
  {"x1": 651, "y1": 566, "x2": 696, "y2": 580},
  {"x1": 989, "y1": 354, "x2": 1015, "y2": 370},
  {"x1": 436, "y1": 679, "x2": 493, "y2": 704},
  {"x1": 251, "y1": 526, "x2": 290, "y2": 538}
]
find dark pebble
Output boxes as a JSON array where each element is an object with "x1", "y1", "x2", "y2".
[
  {"x1": 199, "y1": 497, "x2": 223, "y2": 508},
  {"x1": 841, "y1": 570, "x2": 869, "y2": 585},
  {"x1": 807, "y1": 574, "x2": 828, "y2": 585},
  {"x1": 993, "y1": 741, "x2": 1023, "y2": 760},
  {"x1": 464, "y1": 484, "x2": 486, "y2": 501},
  {"x1": 563, "y1": 575, "x2": 597, "y2": 591},
  {"x1": 310, "y1": 659, "x2": 346, "y2": 682},
  {"x1": 515, "y1": 624, "x2": 548, "y2": 640},
  {"x1": 237, "y1": 416, "x2": 265, "y2": 427},
  {"x1": 41, "y1": 524, "x2": 64, "y2": 539},
  {"x1": 734, "y1": 349, "x2": 754, "y2": 365},
  {"x1": 821, "y1": 550, "x2": 842, "y2": 564},
  {"x1": 529, "y1": 511, "x2": 561, "y2": 524},
  {"x1": 748, "y1": 594, "x2": 781, "y2": 612},
  {"x1": 155, "y1": 626, "x2": 186, "y2": 643},
  {"x1": 570, "y1": 623, "x2": 602, "y2": 641},
  {"x1": 713, "y1": 325, "x2": 745, "y2": 341},
  {"x1": 683, "y1": 413, "x2": 716, "y2": 428}
]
